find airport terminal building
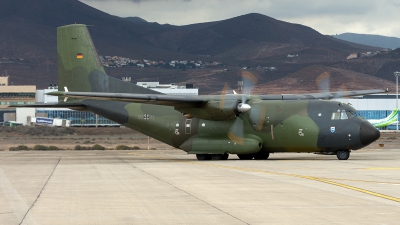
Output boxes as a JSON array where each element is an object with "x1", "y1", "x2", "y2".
[
  {"x1": 2, "y1": 82, "x2": 199, "y2": 126},
  {"x1": 0, "y1": 76, "x2": 36, "y2": 123}
]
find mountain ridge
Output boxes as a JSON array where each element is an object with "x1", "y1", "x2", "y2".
[
  {"x1": 0, "y1": 0, "x2": 398, "y2": 93},
  {"x1": 333, "y1": 33, "x2": 400, "y2": 49}
]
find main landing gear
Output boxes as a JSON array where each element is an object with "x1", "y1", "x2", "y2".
[
  {"x1": 196, "y1": 152, "x2": 269, "y2": 161},
  {"x1": 196, "y1": 153, "x2": 229, "y2": 161},
  {"x1": 237, "y1": 151, "x2": 270, "y2": 160},
  {"x1": 336, "y1": 150, "x2": 350, "y2": 160}
]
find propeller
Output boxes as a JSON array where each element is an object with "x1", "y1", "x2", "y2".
[{"x1": 227, "y1": 70, "x2": 258, "y2": 145}]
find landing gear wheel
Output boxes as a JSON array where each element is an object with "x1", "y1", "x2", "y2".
[
  {"x1": 254, "y1": 151, "x2": 270, "y2": 160},
  {"x1": 336, "y1": 150, "x2": 350, "y2": 160},
  {"x1": 237, "y1": 154, "x2": 255, "y2": 160},
  {"x1": 196, "y1": 154, "x2": 212, "y2": 161},
  {"x1": 211, "y1": 153, "x2": 229, "y2": 160}
]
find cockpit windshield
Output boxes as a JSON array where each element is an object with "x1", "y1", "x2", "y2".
[{"x1": 331, "y1": 110, "x2": 361, "y2": 120}]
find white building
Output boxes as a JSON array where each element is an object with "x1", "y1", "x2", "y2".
[
  {"x1": 334, "y1": 94, "x2": 397, "y2": 111},
  {"x1": 136, "y1": 82, "x2": 198, "y2": 95}
]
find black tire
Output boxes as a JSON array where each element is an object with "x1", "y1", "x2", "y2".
[
  {"x1": 254, "y1": 151, "x2": 269, "y2": 160},
  {"x1": 211, "y1": 153, "x2": 229, "y2": 160},
  {"x1": 336, "y1": 150, "x2": 350, "y2": 160},
  {"x1": 196, "y1": 154, "x2": 212, "y2": 160},
  {"x1": 221, "y1": 153, "x2": 229, "y2": 160},
  {"x1": 237, "y1": 154, "x2": 254, "y2": 160}
]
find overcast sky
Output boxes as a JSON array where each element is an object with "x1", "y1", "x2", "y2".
[{"x1": 80, "y1": 0, "x2": 400, "y2": 37}]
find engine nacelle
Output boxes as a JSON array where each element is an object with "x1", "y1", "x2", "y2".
[{"x1": 176, "y1": 100, "x2": 251, "y2": 121}]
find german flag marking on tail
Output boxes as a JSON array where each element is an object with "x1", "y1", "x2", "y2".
[{"x1": 76, "y1": 53, "x2": 83, "y2": 59}]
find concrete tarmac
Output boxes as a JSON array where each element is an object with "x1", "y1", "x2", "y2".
[{"x1": 0, "y1": 149, "x2": 400, "y2": 225}]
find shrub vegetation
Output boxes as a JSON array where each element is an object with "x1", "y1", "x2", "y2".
[{"x1": 115, "y1": 145, "x2": 141, "y2": 150}]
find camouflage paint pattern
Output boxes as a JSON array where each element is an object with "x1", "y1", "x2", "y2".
[{"x1": 53, "y1": 24, "x2": 380, "y2": 157}]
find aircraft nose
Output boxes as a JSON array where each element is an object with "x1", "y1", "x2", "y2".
[{"x1": 359, "y1": 121, "x2": 380, "y2": 146}]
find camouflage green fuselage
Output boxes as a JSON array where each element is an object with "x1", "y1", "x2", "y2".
[
  {"x1": 83, "y1": 98, "x2": 368, "y2": 154},
  {"x1": 54, "y1": 24, "x2": 378, "y2": 156}
]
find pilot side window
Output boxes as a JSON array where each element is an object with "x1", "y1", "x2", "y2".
[{"x1": 346, "y1": 111, "x2": 356, "y2": 118}]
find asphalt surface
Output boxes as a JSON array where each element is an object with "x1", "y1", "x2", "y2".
[{"x1": 0, "y1": 149, "x2": 400, "y2": 225}]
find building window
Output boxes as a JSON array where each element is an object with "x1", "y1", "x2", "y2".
[{"x1": 36, "y1": 110, "x2": 119, "y2": 126}]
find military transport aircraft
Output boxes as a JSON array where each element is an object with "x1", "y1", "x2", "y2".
[{"x1": 14, "y1": 24, "x2": 383, "y2": 160}]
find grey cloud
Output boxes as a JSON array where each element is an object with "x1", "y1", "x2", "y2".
[{"x1": 80, "y1": 0, "x2": 400, "y2": 37}]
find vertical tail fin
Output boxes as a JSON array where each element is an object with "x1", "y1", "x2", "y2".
[{"x1": 57, "y1": 24, "x2": 160, "y2": 94}]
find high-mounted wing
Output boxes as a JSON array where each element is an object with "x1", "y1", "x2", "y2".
[
  {"x1": 47, "y1": 91, "x2": 206, "y2": 107},
  {"x1": 259, "y1": 89, "x2": 386, "y2": 100},
  {"x1": 47, "y1": 89, "x2": 387, "y2": 104},
  {"x1": 11, "y1": 89, "x2": 386, "y2": 112}
]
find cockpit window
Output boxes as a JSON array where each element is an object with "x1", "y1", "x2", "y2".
[
  {"x1": 332, "y1": 110, "x2": 351, "y2": 120},
  {"x1": 331, "y1": 112, "x2": 341, "y2": 120},
  {"x1": 340, "y1": 112, "x2": 348, "y2": 119},
  {"x1": 346, "y1": 111, "x2": 363, "y2": 119}
]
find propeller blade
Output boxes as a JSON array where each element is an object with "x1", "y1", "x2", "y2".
[
  {"x1": 249, "y1": 105, "x2": 266, "y2": 131},
  {"x1": 337, "y1": 84, "x2": 349, "y2": 103},
  {"x1": 219, "y1": 83, "x2": 230, "y2": 110},
  {"x1": 316, "y1": 72, "x2": 330, "y2": 99},
  {"x1": 241, "y1": 70, "x2": 258, "y2": 103},
  {"x1": 227, "y1": 117, "x2": 244, "y2": 145}
]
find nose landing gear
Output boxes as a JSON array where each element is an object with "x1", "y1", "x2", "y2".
[{"x1": 336, "y1": 150, "x2": 350, "y2": 160}]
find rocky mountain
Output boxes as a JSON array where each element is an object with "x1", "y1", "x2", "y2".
[
  {"x1": 0, "y1": 0, "x2": 375, "y2": 61},
  {"x1": 0, "y1": 0, "x2": 398, "y2": 93}
]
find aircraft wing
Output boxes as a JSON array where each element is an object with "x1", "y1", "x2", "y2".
[
  {"x1": 259, "y1": 89, "x2": 387, "y2": 100},
  {"x1": 47, "y1": 91, "x2": 206, "y2": 107},
  {"x1": 45, "y1": 89, "x2": 387, "y2": 106}
]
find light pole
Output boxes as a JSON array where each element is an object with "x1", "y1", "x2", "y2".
[{"x1": 394, "y1": 71, "x2": 400, "y2": 131}]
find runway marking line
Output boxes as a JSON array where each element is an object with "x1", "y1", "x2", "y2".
[
  {"x1": 317, "y1": 177, "x2": 400, "y2": 185},
  {"x1": 127, "y1": 153, "x2": 400, "y2": 204},
  {"x1": 363, "y1": 168, "x2": 400, "y2": 170}
]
